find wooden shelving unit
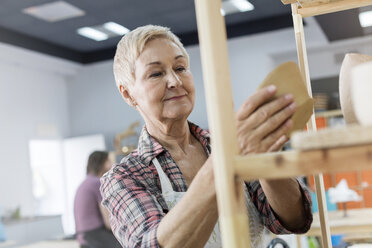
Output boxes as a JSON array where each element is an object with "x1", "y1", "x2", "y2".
[
  {"x1": 302, "y1": 114, "x2": 372, "y2": 210},
  {"x1": 315, "y1": 109, "x2": 343, "y2": 119},
  {"x1": 193, "y1": 0, "x2": 372, "y2": 247}
]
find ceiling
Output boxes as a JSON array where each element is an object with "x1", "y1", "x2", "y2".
[{"x1": 0, "y1": 0, "x2": 370, "y2": 64}]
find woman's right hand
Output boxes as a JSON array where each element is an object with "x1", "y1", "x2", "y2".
[{"x1": 235, "y1": 85, "x2": 296, "y2": 154}]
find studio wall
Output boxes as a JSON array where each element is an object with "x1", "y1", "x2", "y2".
[{"x1": 0, "y1": 43, "x2": 79, "y2": 216}]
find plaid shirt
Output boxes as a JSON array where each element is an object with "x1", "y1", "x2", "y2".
[{"x1": 100, "y1": 122, "x2": 313, "y2": 248}]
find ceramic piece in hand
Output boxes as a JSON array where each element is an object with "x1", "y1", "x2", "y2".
[
  {"x1": 257, "y1": 61, "x2": 314, "y2": 136},
  {"x1": 352, "y1": 61, "x2": 372, "y2": 126},
  {"x1": 339, "y1": 53, "x2": 372, "y2": 124}
]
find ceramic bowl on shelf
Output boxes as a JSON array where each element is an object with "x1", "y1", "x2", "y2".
[
  {"x1": 351, "y1": 61, "x2": 372, "y2": 126},
  {"x1": 339, "y1": 53, "x2": 372, "y2": 124}
]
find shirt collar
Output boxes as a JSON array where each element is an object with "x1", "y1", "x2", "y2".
[{"x1": 137, "y1": 121, "x2": 210, "y2": 165}]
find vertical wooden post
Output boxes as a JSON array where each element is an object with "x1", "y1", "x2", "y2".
[
  {"x1": 296, "y1": 235, "x2": 302, "y2": 248},
  {"x1": 194, "y1": 0, "x2": 251, "y2": 247},
  {"x1": 291, "y1": 4, "x2": 332, "y2": 248}
]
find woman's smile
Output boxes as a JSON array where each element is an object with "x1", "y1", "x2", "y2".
[{"x1": 165, "y1": 95, "x2": 186, "y2": 101}]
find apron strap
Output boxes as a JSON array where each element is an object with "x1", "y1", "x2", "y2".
[{"x1": 152, "y1": 158, "x2": 174, "y2": 193}]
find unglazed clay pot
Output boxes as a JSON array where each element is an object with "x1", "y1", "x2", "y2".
[
  {"x1": 352, "y1": 61, "x2": 372, "y2": 125},
  {"x1": 339, "y1": 53, "x2": 372, "y2": 124},
  {"x1": 257, "y1": 61, "x2": 314, "y2": 136}
]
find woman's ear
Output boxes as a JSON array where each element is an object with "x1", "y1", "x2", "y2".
[{"x1": 119, "y1": 85, "x2": 137, "y2": 107}]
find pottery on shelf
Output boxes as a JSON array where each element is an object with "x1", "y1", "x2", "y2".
[
  {"x1": 257, "y1": 61, "x2": 314, "y2": 136},
  {"x1": 339, "y1": 53, "x2": 372, "y2": 124},
  {"x1": 352, "y1": 61, "x2": 372, "y2": 126}
]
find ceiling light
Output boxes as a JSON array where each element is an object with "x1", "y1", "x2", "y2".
[
  {"x1": 359, "y1": 10, "x2": 372, "y2": 28},
  {"x1": 23, "y1": 1, "x2": 85, "y2": 22},
  {"x1": 77, "y1": 27, "x2": 108, "y2": 41},
  {"x1": 221, "y1": 0, "x2": 254, "y2": 16},
  {"x1": 230, "y1": 0, "x2": 254, "y2": 12},
  {"x1": 103, "y1": 22, "x2": 130, "y2": 35},
  {"x1": 77, "y1": 22, "x2": 129, "y2": 41}
]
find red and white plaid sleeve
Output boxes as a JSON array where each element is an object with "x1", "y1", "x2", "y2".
[
  {"x1": 246, "y1": 179, "x2": 313, "y2": 234},
  {"x1": 100, "y1": 164, "x2": 163, "y2": 248}
]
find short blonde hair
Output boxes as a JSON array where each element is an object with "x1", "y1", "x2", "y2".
[{"x1": 113, "y1": 25, "x2": 189, "y2": 90}]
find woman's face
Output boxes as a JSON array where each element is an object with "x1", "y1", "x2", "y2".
[{"x1": 124, "y1": 38, "x2": 195, "y2": 124}]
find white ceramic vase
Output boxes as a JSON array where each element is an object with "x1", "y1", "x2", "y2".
[
  {"x1": 351, "y1": 61, "x2": 372, "y2": 126},
  {"x1": 339, "y1": 53, "x2": 372, "y2": 124}
]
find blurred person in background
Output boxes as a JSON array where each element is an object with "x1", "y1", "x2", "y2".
[{"x1": 74, "y1": 151, "x2": 121, "y2": 248}]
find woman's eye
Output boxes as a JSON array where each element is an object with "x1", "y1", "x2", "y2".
[
  {"x1": 176, "y1": 67, "x2": 186, "y2": 72},
  {"x1": 149, "y1": 72, "x2": 162, "y2": 78}
]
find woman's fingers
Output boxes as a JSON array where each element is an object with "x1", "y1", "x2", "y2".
[
  {"x1": 236, "y1": 85, "x2": 297, "y2": 154},
  {"x1": 240, "y1": 118, "x2": 292, "y2": 155},
  {"x1": 242, "y1": 94, "x2": 294, "y2": 131},
  {"x1": 236, "y1": 85, "x2": 277, "y2": 121},
  {"x1": 263, "y1": 118, "x2": 292, "y2": 151},
  {"x1": 237, "y1": 94, "x2": 294, "y2": 145},
  {"x1": 267, "y1": 134, "x2": 289, "y2": 152},
  {"x1": 253, "y1": 101, "x2": 296, "y2": 140}
]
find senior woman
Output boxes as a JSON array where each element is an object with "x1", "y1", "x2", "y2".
[{"x1": 101, "y1": 25, "x2": 312, "y2": 248}]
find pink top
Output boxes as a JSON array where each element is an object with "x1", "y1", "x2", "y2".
[{"x1": 74, "y1": 174, "x2": 104, "y2": 245}]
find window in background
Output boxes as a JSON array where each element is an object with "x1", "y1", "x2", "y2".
[
  {"x1": 29, "y1": 134, "x2": 106, "y2": 235},
  {"x1": 29, "y1": 140, "x2": 65, "y2": 216}
]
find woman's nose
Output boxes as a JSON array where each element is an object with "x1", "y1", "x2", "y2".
[{"x1": 167, "y1": 71, "x2": 182, "y2": 88}]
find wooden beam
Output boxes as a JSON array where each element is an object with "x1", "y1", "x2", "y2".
[
  {"x1": 281, "y1": 0, "x2": 298, "y2": 4},
  {"x1": 299, "y1": 0, "x2": 330, "y2": 8},
  {"x1": 291, "y1": 3, "x2": 332, "y2": 247},
  {"x1": 194, "y1": 0, "x2": 251, "y2": 247},
  {"x1": 313, "y1": 173, "x2": 331, "y2": 247},
  {"x1": 315, "y1": 109, "x2": 343, "y2": 118},
  {"x1": 307, "y1": 225, "x2": 372, "y2": 236},
  {"x1": 297, "y1": 0, "x2": 372, "y2": 17},
  {"x1": 292, "y1": 125, "x2": 372, "y2": 150},
  {"x1": 235, "y1": 143, "x2": 372, "y2": 181}
]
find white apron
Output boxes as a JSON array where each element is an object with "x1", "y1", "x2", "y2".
[{"x1": 153, "y1": 158, "x2": 264, "y2": 248}]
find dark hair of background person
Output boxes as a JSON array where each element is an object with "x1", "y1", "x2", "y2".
[{"x1": 87, "y1": 151, "x2": 109, "y2": 175}]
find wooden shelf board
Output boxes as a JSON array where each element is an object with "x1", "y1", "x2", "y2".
[
  {"x1": 315, "y1": 109, "x2": 343, "y2": 118},
  {"x1": 291, "y1": 125, "x2": 372, "y2": 151},
  {"x1": 281, "y1": 0, "x2": 297, "y2": 4},
  {"x1": 235, "y1": 143, "x2": 372, "y2": 181},
  {"x1": 281, "y1": 0, "x2": 372, "y2": 17},
  {"x1": 296, "y1": 0, "x2": 372, "y2": 17}
]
